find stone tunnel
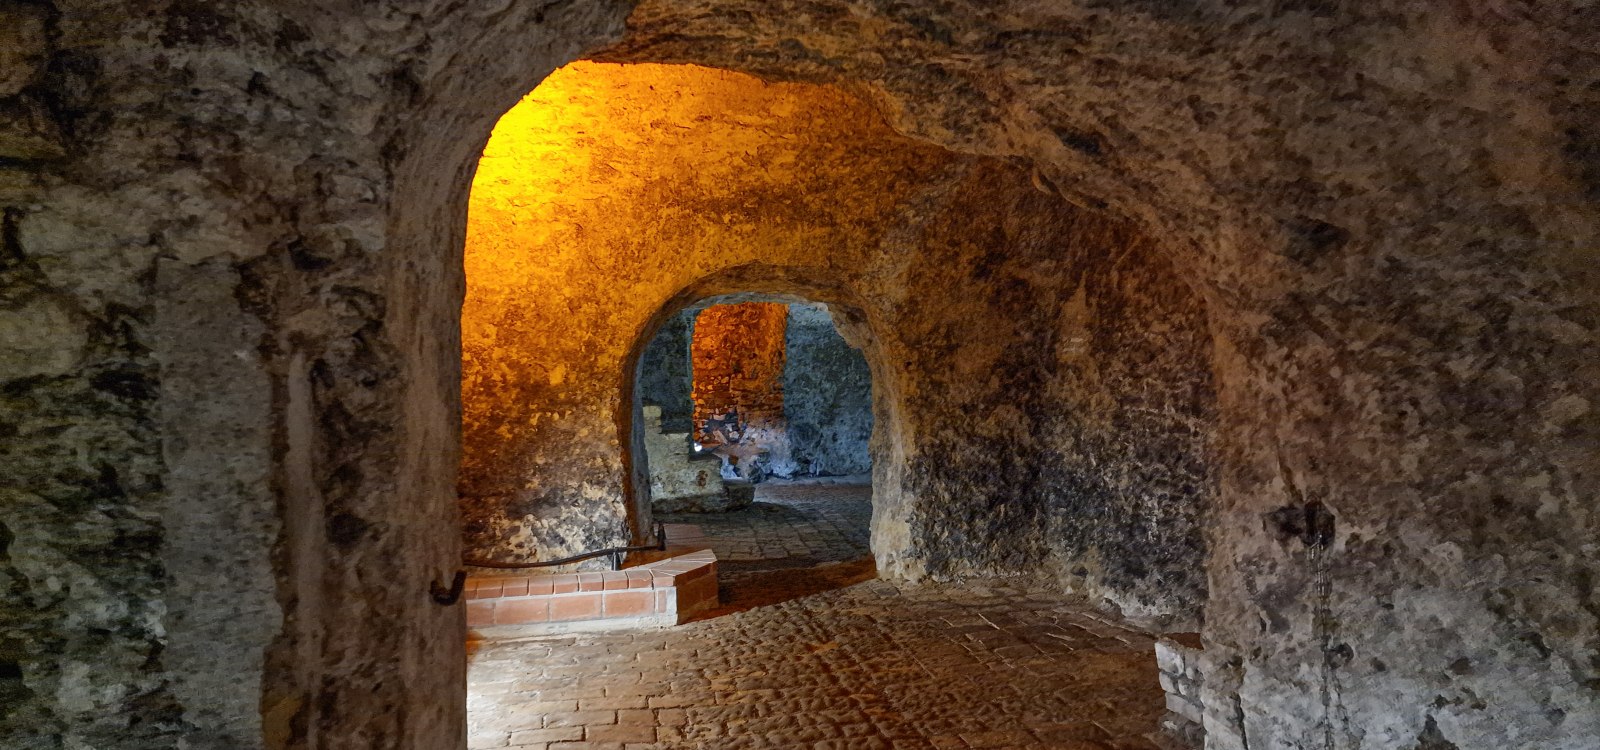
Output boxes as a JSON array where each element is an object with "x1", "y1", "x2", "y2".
[{"x1": 0, "y1": 2, "x2": 1596, "y2": 750}]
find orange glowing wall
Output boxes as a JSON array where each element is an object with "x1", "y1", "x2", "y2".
[
  {"x1": 458, "y1": 60, "x2": 951, "y2": 559},
  {"x1": 456, "y1": 61, "x2": 1214, "y2": 621},
  {"x1": 690, "y1": 303, "x2": 789, "y2": 441}
]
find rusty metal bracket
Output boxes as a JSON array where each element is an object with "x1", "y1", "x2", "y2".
[{"x1": 430, "y1": 570, "x2": 467, "y2": 605}]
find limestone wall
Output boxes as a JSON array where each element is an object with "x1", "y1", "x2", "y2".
[
  {"x1": 783, "y1": 303, "x2": 873, "y2": 477},
  {"x1": 1, "y1": 1, "x2": 1593, "y2": 749},
  {"x1": 636, "y1": 307, "x2": 695, "y2": 432}
]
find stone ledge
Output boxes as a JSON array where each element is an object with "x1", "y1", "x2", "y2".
[{"x1": 467, "y1": 550, "x2": 718, "y2": 637}]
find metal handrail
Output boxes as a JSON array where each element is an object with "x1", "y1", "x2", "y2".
[{"x1": 462, "y1": 520, "x2": 668, "y2": 572}]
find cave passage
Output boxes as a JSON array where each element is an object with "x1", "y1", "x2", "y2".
[
  {"x1": 457, "y1": 58, "x2": 1212, "y2": 748},
  {"x1": 636, "y1": 297, "x2": 876, "y2": 614},
  {"x1": 8, "y1": 4, "x2": 1593, "y2": 750}
]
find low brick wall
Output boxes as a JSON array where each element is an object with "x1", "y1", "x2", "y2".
[
  {"x1": 466, "y1": 550, "x2": 719, "y2": 636},
  {"x1": 1155, "y1": 634, "x2": 1205, "y2": 747}
]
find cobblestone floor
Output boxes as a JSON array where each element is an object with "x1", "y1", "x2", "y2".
[
  {"x1": 468, "y1": 478, "x2": 1169, "y2": 749},
  {"x1": 660, "y1": 476, "x2": 873, "y2": 564}
]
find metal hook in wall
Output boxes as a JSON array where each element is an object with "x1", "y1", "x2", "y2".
[{"x1": 430, "y1": 570, "x2": 467, "y2": 605}]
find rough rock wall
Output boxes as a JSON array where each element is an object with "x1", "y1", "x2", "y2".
[
  {"x1": 689, "y1": 301, "x2": 788, "y2": 441},
  {"x1": 782, "y1": 302, "x2": 872, "y2": 477},
  {"x1": 885, "y1": 185, "x2": 1215, "y2": 622},
  {"x1": 597, "y1": 2, "x2": 1600, "y2": 748},
  {"x1": 458, "y1": 61, "x2": 949, "y2": 560},
  {"x1": 0, "y1": 0, "x2": 632, "y2": 748},
  {"x1": 456, "y1": 62, "x2": 1214, "y2": 626},
  {"x1": 636, "y1": 307, "x2": 694, "y2": 432},
  {"x1": 1, "y1": 2, "x2": 1591, "y2": 750}
]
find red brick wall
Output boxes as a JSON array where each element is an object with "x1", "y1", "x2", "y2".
[{"x1": 691, "y1": 302, "x2": 789, "y2": 442}]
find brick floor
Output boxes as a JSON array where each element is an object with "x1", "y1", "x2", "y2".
[{"x1": 468, "y1": 478, "x2": 1172, "y2": 749}]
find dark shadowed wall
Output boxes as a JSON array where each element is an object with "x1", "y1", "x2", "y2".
[{"x1": 783, "y1": 302, "x2": 873, "y2": 477}]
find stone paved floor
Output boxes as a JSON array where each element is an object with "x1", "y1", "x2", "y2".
[
  {"x1": 658, "y1": 477, "x2": 878, "y2": 616},
  {"x1": 659, "y1": 476, "x2": 873, "y2": 564},
  {"x1": 468, "y1": 478, "x2": 1170, "y2": 750}
]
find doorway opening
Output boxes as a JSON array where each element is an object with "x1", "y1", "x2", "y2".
[
  {"x1": 632, "y1": 295, "x2": 876, "y2": 614},
  {"x1": 454, "y1": 54, "x2": 1211, "y2": 750}
]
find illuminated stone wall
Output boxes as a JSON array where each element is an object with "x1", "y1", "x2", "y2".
[
  {"x1": 459, "y1": 62, "x2": 1215, "y2": 628},
  {"x1": 689, "y1": 302, "x2": 789, "y2": 443}
]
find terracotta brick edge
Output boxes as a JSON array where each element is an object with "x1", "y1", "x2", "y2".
[{"x1": 466, "y1": 550, "x2": 718, "y2": 630}]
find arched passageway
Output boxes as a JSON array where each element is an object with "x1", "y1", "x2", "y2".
[
  {"x1": 456, "y1": 59, "x2": 1217, "y2": 745},
  {"x1": 630, "y1": 294, "x2": 878, "y2": 613},
  {"x1": 457, "y1": 60, "x2": 1215, "y2": 616},
  {"x1": 3, "y1": 3, "x2": 1594, "y2": 750},
  {"x1": 635, "y1": 297, "x2": 874, "y2": 493}
]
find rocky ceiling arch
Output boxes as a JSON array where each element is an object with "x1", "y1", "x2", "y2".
[
  {"x1": 458, "y1": 61, "x2": 1213, "y2": 620},
  {"x1": 1, "y1": 2, "x2": 1593, "y2": 749}
]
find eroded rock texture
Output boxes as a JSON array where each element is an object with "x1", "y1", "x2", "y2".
[
  {"x1": 456, "y1": 62, "x2": 1213, "y2": 630},
  {"x1": 636, "y1": 307, "x2": 695, "y2": 433},
  {"x1": 783, "y1": 302, "x2": 873, "y2": 477},
  {"x1": 0, "y1": 1, "x2": 1594, "y2": 749}
]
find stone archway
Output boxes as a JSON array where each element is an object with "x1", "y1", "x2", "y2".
[
  {"x1": 617, "y1": 270, "x2": 907, "y2": 574},
  {"x1": 3, "y1": 3, "x2": 1592, "y2": 750},
  {"x1": 452, "y1": 62, "x2": 944, "y2": 570},
  {"x1": 382, "y1": 5, "x2": 1600, "y2": 745},
  {"x1": 450, "y1": 57, "x2": 1218, "y2": 611}
]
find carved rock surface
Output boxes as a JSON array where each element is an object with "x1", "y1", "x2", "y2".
[
  {"x1": 0, "y1": 1, "x2": 1592, "y2": 749},
  {"x1": 782, "y1": 302, "x2": 873, "y2": 478}
]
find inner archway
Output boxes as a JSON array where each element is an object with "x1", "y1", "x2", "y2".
[
  {"x1": 630, "y1": 292, "x2": 879, "y2": 613},
  {"x1": 456, "y1": 58, "x2": 1217, "y2": 747},
  {"x1": 456, "y1": 60, "x2": 949, "y2": 573}
]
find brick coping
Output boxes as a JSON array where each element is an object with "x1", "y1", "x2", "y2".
[
  {"x1": 466, "y1": 548, "x2": 716, "y2": 599},
  {"x1": 467, "y1": 549, "x2": 718, "y2": 634}
]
